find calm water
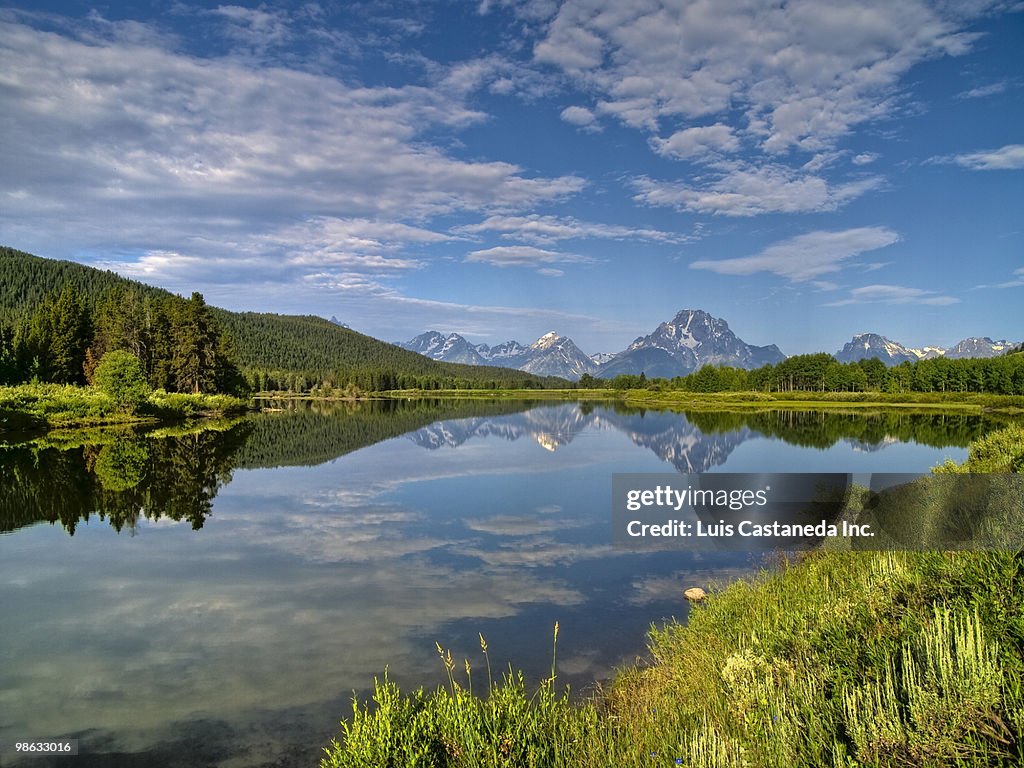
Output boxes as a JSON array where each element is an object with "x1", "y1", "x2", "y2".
[{"x1": 0, "y1": 400, "x2": 997, "y2": 767}]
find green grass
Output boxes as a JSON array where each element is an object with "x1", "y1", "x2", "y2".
[
  {"x1": 622, "y1": 389, "x2": 1024, "y2": 414},
  {"x1": 0, "y1": 382, "x2": 249, "y2": 431},
  {"x1": 361, "y1": 387, "x2": 1024, "y2": 413},
  {"x1": 321, "y1": 425, "x2": 1024, "y2": 768}
]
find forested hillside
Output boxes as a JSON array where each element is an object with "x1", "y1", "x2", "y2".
[{"x1": 0, "y1": 247, "x2": 564, "y2": 392}]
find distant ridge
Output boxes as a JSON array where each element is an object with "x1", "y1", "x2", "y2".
[
  {"x1": 0, "y1": 246, "x2": 565, "y2": 389},
  {"x1": 835, "y1": 332, "x2": 1019, "y2": 365},
  {"x1": 398, "y1": 330, "x2": 597, "y2": 380},
  {"x1": 401, "y1": 316, "x2": 1017, "y2": 379}
]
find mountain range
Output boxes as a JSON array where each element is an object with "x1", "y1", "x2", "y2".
[
  {"x1": 401, "y1": 314, "x2": 1018, "y2": 380},
  {"x1": 395, "y1": 311, "x2": 786, "y2": 382},
  {"x1": 835, "y1": 333, "x2": 1018, "y2": 366},
  {"x1": 401, "y1": 329, "x2": 599, "y2": 379},
  {"x1": 399, "y1": 309, "x2": 787, "y2": 381},
  {"x1": 399, "y1": 311, "x2": 782, "y2": 382}
]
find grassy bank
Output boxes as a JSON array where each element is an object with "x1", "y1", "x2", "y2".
[
  {"x1": 355, "y1": 387, "x2": 1024, "y2": 414},
  {"x1": 621, "y1": 389, "x2": 1024, "y2": 414},
  {"x1": 321, "y1": 426, "x2": 1024, "y2": 768},
  {"x1": 0, "y1": 382, "x2": 250, "y2": 432}
]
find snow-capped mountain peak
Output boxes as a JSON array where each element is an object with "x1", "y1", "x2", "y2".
[
  {"x1": 488, "y1": 340, "x2": 528, "y2": 359},
  {"x1": 836, "y1": 333, "x2": 917, "y2": 365},
  {"x1": 397, "y1": 329, "x2": 593, "y2": 379},
  {"x1": 837, "y1": 333, "x2": 1020, "y2": 365},
  {"x1": 946, "y1": 337, "x2": 1015, "y2": 359},
  {"x1": 530, "y1": 331, "x2": 563, "y2": 350},
  {"x1": 612, "y1": 309, "x2": 784, "y2": 375},
  {"x1": 908, "y1": 346, "x2": 944, "y2": 360}
]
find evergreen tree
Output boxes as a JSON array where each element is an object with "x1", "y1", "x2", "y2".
[
  {"x1": 146, "y1": 297, "x2": 175, "y2": 390},
  {"x1": 22, "y1": 285, "x2": 91, "y2": 384},
  {"x1": 170, "y1": 293, "x2": 221, "y2": 394},
  {"x1": 85, "y1": 286, "x2": 149, "y2": 383},
  {"x1": 0, "y1": 321, "x2": 17, "y2": 384}
]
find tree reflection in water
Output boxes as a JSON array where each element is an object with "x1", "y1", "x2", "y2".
[{"x1": 0, "y1": 399, "x2": 1003, "y2": 535}]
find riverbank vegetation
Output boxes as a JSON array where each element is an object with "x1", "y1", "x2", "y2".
[
  {"x1": 382, "y1": 386, "x2": 1024, "y2": 413},
  {"x1": 321, "y1": 426, "x2": 1024, "y2": 768},
  {"x1": 0, "y1": 382, "x2": 248, "y2": 431},
  {"x1": 589, "y1": 350, "x2": 1024, "y2": 397},
  {"x1": 620, "y1": 388, "x2": 1024, "y2": 414}
]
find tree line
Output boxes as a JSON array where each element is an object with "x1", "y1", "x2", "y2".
[
  {"x1": 217, "y1": 312, "x2": 565, "y2": 393},
  {"x1": 0, "y1": 281, "x2": 563, "y2": 395},
  {"x1": 0, "y1": 247, "x2": 564, "y2": 393},
  {"x1": 584, "y1": 351, "x2": 1024, "y2": 395},
  {"x1": 0, "y1": 283, "x2": 246, "y2": 394}
]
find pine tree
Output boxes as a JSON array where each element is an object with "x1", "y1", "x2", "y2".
[
  {"x1": 85, "y1": 286, "x2": 149, "y2": 383},
  {"x1": 170, "y1": 293, "x2": 220, "y2": 394},
  {"x1": 0, "y1": 321, "x2": 17, "y2": 384},
  {"x1": 22, "y1": 285, "x2": 91, "y2": 384}
]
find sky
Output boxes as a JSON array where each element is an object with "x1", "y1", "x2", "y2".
[{"x1": 0, "y1": 0, "x2": 1021, "y2": 356}]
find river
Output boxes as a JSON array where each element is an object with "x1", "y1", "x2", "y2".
[{"x1": 0, "y1": 399, "x2": 998, "y2": 766}]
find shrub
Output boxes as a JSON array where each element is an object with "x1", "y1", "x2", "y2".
[{"x1": 92, "y1": 351, "x2": 150, "y2": 412}]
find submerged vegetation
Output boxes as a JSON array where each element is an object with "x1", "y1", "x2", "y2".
[{"x1": 321, "y1": 425, "x2": 1024, "y2": 768}]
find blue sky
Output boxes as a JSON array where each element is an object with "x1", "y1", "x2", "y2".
[{"x1": 0, "y1": 1, "x2": 1021, "y2": 355}]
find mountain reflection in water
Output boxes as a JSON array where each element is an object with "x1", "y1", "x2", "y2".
[{"x1": 0, "y1": 400, "x2": 996, "y2": 536}]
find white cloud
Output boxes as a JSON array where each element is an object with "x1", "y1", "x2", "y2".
[
  {"x1": 465, "y1": 245, "x2": 591, "y2": 267},
  {"x1": 691, "y1": 227, "x2": 900, "y2": 281},
  {"x1": 0, "y1": 19, "x2": 584, "y2": 270},
  {"x1": 852, "y1": 152, "x2": 880, "y2": 165},
  {"x1": 535, "y1": 23, "x2": 605, "y2": 71},
  {"x1": 102, "y1": 217, "x2": 455, "y2": 288},
  {"x1": 532, "y1": 0, "x2": 994, "y2": 153},
  {"x1": 824, "y1": 284, "x2": 960, "y2": 306},
  {"x1": 634, "y1": 163, "x2": 882, "y2": 216},
  {"x1": 560, "y1": 105, "x2": 598, "y2": 127},
  {"x1": 651, "y1": 124, "x2": 739, "y2": 159},
  {"x1": 264, "y1": 217, "x2": 452, "y2": 268},
  {"x1": 952, "y1": 144, "x2": 1024, "y2": 170},
  {"x1": 996, "y1": 267, "x2": 1024, "y2": 288},
  {"x1": 478, "y1": 0, "x2": 560, "y2": 22},
  {"x1": 437, "y1": 54, "x2": 552, "y2": 99},
  {"x1": 455, "y1": 214, "x2": 689, "y2": 245},
  {"x1": 956, "y1": 81, "x2": 1007, "y2": 99},
  {"x1": 210, "y1": 5, "x2": 292, "y2": 51}
]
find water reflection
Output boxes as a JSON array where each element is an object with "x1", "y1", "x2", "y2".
[
  {"x1": 0, "y1": 428, "x2": 247, "y2": 535},
  {"x1": 0, "y1": 401, "x2": 998, "y2": 536},
  {"x1": 0, "y1": 399, "x2": 999, "y2": 767}
]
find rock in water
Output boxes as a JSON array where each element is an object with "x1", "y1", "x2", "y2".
[{"x1": 683, "y1": 587, "x2": 707, "y2": 602}]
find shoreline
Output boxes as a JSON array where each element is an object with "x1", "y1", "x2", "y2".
[
  {"x1": 272, "y1": 387, "x2": 1024, "y2": 414},
  {"x1": 7, "y1": 385, "x2": 1021, "y2": 435},
  {"x1": 0, "y1": 382, "x2": 251, "y2": 435}
]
